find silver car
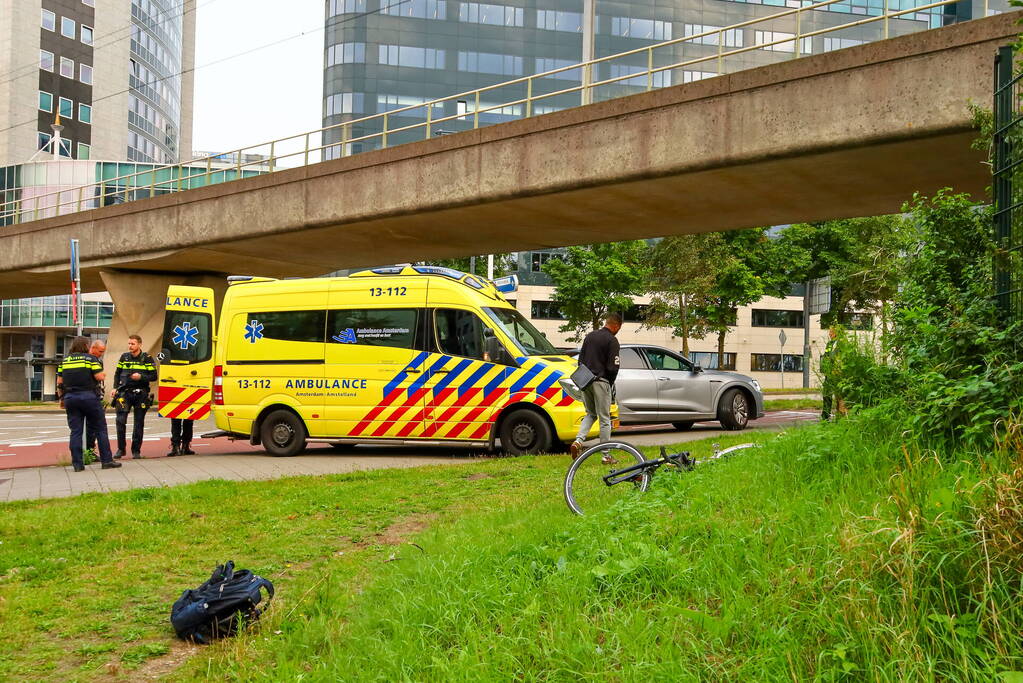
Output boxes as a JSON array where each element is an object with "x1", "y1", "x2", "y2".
[{"x1": 572, "y1": 344, "x2": 764, "y2": 431}]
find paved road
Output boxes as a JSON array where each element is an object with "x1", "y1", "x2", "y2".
[{"x1": 0, "y1": 410, "x2": 817, "y2": 502}]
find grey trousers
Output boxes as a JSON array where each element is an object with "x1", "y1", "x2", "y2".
[{"x1": 575, "y1": 379, "x2": 612, "y2": 443}]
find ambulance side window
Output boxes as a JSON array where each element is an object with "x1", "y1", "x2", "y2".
[
  {"x1": 247, "y1": 310, "x2": 326, "y2": 343},
  {"x1": 434, "y1": 309, "x2": 485, "y2": 360},
  {"x1": 327, "y1": 308, "x2": 419, "y2": 349}
]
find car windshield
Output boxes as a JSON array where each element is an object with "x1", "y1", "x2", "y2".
[{"x1": 484, "y1": 307, "x2": 558, "y2": 356}]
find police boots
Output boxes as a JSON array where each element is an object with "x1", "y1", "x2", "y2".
[{"x1": 166, "y1": 445, "x2": 180, "y2": 457}]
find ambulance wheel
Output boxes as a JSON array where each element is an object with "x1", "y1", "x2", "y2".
[
  {"x1": 261, "y1": 410, "x2": 307, "y2": 457},
  {"x1": 499, "y1": 409, "x2": 553, "y2": 455}
]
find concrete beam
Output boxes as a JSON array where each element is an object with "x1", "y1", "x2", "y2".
[{"x1": 0, "y1": 13, "x2": 1017, "y2": 299}]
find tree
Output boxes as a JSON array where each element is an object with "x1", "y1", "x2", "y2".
[
  {"x1": 642, "y1": 234, "x2": 726, "y2": 356},
  {"x1": 543, "y1": 241, "x2": 650, "y2": 342},
  {"x1": 700, "y1": 229, "x2": 770, "y2": 367}
]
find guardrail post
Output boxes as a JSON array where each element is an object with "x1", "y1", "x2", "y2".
[
  {"x1": 526, "y1": 77, "x2": 533, "y2": 117},
  {"x1": 718, "y1": 33, "x2": 724, "y2": 75},
  {"x1": 794, "y1": 8, "x2": 802, "y2": 58},
  {"x1": 382, "y1": 112, "x2": 389, "y2": 148},
  {"x1": 236, "y1": 153, "x2": 242, "y2": 181},
  {"x1": 268, "y1": 141, "x2": 276, "y2": 173},
  {"x1": 205, "y1": 157, "x2": 211, "y2": 185},
  {"x1": 304, "y1": 133, "x2": 310, "y2": 166},
  {"x1": 342, "y1": 122, "x2": 350, "y2": 158},
  {"x1": 474, "y1": 92, "x2": 480, "y2": 128},
  {"x1": 647, "y1": 47, "x2": 654, "y2": 91},
  {"x1": 884, "y1": 0, "x2": 889, "y2": 39},
  {"x1": 426, "y1": 105, "x2": 432, "y2": 139}
]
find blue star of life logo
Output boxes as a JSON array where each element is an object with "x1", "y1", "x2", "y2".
[
  {"x1": 332, "y1": 328, "x2": 357, "y2": 344},
  {"x1": 244, "y1": 319, "x2": 264, "y2": 344},
  {"x1": 172, "y1": 322, "x2": 199, "y2": 350}
]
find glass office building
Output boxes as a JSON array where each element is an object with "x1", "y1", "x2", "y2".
[{"x1": 321, "y1": 0, "x2": 1000, "y2": 156}]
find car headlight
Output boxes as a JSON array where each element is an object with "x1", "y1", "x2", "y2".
[
  {"x1": 750, "y1": 379, "x2": 762, "y2": 393},
  {"x1": 558, "y1": 378, "x2": 583, "y2": 402}
]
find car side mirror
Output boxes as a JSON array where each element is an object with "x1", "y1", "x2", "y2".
[
  {"x1": 693, "y1": 365, "x2": 703, "y2": 373},
  {"x1": 483, "y1": 328, "x2": 515, "y2": 366}
]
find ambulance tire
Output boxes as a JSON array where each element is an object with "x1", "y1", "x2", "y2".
[
  {"x1": 499, "y1": 409, "x2": 553, "y2": 455},
  {"x1": 260, "y1": 409, "x2": 307, "y2": 457}
]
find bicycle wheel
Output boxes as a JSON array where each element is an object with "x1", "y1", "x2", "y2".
[{"x1": 564, "y1": 440, "x2": 651, "y2": 516}]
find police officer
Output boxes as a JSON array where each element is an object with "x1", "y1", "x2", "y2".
[
  {"x1": 112, "y1": 334, "x2": 157, "y2": 459},
  {"x1": 58, "y1": 337, "x2": 120, "y2": 471},
  {"x1": 85, "y1": 339, "x2": 106, "y2": 453}
]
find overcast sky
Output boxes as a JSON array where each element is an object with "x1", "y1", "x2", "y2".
[{"x1": 191, "y1": 1, "x2": 323, "y2": 157}]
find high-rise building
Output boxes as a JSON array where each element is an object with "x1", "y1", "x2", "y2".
[
  {"x1": 0, "y1": 0, "x2": 196, "y2": 167},
  {"x1": 321, "y1": 0, "x2": 1001, "y2": 156}
]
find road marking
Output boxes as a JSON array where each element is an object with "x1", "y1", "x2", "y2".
[{"x1": 8, "y1": 442, "x2": 42, "y2": 447}]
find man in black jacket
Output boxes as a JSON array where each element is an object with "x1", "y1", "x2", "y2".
[
  {"x1": 112, "y1": 334, "x2": 157, "y2": 459},
  {"x1": 570, "y1": 312, "x2": 622, "y2": 458}
]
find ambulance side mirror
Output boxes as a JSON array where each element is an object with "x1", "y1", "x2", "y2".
[{"x1": 483, "y1": 328, "x2": 515, "y2": 366}]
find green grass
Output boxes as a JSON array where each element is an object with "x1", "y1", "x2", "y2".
[
  {"x1": 762, "y1": 387, "x2": 821, "y2": 395},
  {"x1": 0, "y1": 401, "x2": 59, "y2": 409},
  {"x1": 763, "y1": 397, "x2": 822, "y2": 411},
  {"x1": 2, "y1": 421, "x2": 1021, "y2": 681}
]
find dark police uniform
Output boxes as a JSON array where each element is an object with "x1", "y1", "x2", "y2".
[
  {"x1": 114, "y1": 350, "x2": 157, "y2": 458},
  {"x1": 58, "y1": 353, "x2": 115, "y2": 470}
]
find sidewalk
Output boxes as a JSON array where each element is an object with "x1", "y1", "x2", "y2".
[{"x1": 0, "y1": 451, "x2": 471, "y2": 502}]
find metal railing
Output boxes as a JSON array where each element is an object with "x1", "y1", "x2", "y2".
[
  {"x1": 993, "y1": 45, "x2": 1023, "y2": 322},
  {"x1": 0, "y1": 0, "x2": 977, "y2": 225}
]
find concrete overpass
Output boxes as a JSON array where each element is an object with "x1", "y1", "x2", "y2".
[{"x1": 0, "y1": 13, "x2": 1016, "y2": 320}]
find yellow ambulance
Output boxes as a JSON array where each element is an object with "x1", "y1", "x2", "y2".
[{"x1": 158, "y1": 266, "x2": 600, "y2": 456}]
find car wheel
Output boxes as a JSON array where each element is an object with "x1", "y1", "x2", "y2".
[
  {"x1": 672, "y1": 421, "x2": 695, "y2": 431},
  {"x1": 260, "y1": 409, "x2": 307, "y2": 457},
  {"x1": 718, "y1": 388, "x2": 749, "y2": 431},
  {"x1": 499, "y1": 409, "x2": 553, "y2": 455}
]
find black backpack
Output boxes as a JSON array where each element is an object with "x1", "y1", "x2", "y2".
[{"x1": 170, "y1": 561, "x2": 274, "y2": 643}]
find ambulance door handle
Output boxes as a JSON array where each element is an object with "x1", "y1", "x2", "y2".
[
  {"x1": 405, "y1": 368, "x2": 422, "y2": 373},
  {"x1": 431, "y1": 369, "x2": 450, "y2": 373},
  {"x1": 160, "y1": 378, "x2": 177, "y2": 383}
]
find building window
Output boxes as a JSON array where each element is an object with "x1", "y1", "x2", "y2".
[
  {"x1": 457, "y1": 51, "x2": 523, "y2": 76},
  {"x1": 689, "y1": 351, "x2": 737, "y2": 371},
  {"x1": 328, "y1": 0, "x2": 365, "y2": 15},
  {"x1": 623, "y1": 304, "x2": 649, "y2": 323},
  {"x1": 458, "y1": 2, "x2": 523, "y2": 26},
  {"x1": 60, "y1": 57, "x2": 75, "y2": 78},
  {"x1": 683, "y1": 24, "x2": 743, "y2": 47},
  {"x1": 609, "y1": 64, "x2": 671, "y2": 88},
  {"x1": 609, "y1": 17, "x2": 673, "y2": 40},
  {"x1": 376, "y1": 94, "x2": 443, "y2": 116},
  {"x1": 38, "y1": 132, "x2": 51, "y2": 151},
  {"x1": 535, "y1": 58, "x2": 580, "y2": 81},
  {"x1": 40, "y1": 50, "x2": 55, "y2": 72},
  {"x1": 536, "y1": 9, "x2": 582, "y2": 32},
  {"x1": 378, "y1": 45, "x2": 445, "y2": 69},
  {"x1": 77, "y1": 142, "x2": 90, "y2": 160},
  {"x1": 325, "y1": 92, "x2": 364, "y2": 116},
  {"x1": 42, "y1": 9, "x2": 56, "y2": 31},
  {"x1": 754, "y1": 30, "x2": 812, "y2": 54},
  {"x1": 682, "y1": 71, "x2": 715, "y2": 83},
  {"x1": 751, "y1": 353, "x2": 804, "y2": 372},
  {"x1": 326, "y1": 42, "x2": 365, "y2": 66},
  {"x1": 58, "y1": 97, "x2": 73, "y2": 119},
  {"x1": 81, "y1": 25, "x2": 94, "y2": 45},
  {"x1": 531, "y1": 301, "x2": 566, "y2": 320},
  {"x1": 839, "y1": 312, "x2": 873, "y2": 330},
  {"x1": 61, "y1": 17, "x2": 76, "y2": 39},
  {"x1": 57, "y1": 138, "x2": 72, "y2": 158},
  {"x1": 823, "y1": 37, "x2": 865, "y2": 52},
  {"x1": 751, "y1": 309, "x2": 804, "y2": 327},
  {"x1": 381, "y1": 0, "x2": 446, "y2": 19},
  {"x1": 39, "y1": 91, "x2": 53, "y2": 113},
  {"x1": 530, "y1": 251, "x2": 563, "y2": 272},
  {"x1": 80, "y1": 63, "x2": 93, "y2": 85},
  {"x1": 78, "y1": 103, "x2": 92, "y2": 124}
]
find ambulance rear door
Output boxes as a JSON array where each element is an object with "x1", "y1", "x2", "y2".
[{"x1": 159, "y1": 286, "x2": 216, "y2": 421}]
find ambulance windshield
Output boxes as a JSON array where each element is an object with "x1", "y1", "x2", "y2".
[{"x1": 484, "y1": 307, "x2": 558, "y2": 356}]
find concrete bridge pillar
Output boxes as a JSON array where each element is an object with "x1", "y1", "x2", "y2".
[{"x1": 99, "y1": 270, "x2": 228, "y2": 383}]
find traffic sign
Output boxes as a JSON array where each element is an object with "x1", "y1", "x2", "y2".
[{"x1": 778, "y1": 330, "x2": 787, "y2": 347}]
